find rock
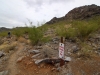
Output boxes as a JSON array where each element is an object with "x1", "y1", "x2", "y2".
[
  {"x1": 36, "y1": 46, "x2": 42, "y2": 49},
  {"x1": 0, "y1": 51, "x2": 4, "y2": 58},
  {"x1": 28, "y1": 50, "x2": 40, "y2": 54},
  {"x1": 55, "y1": 63, "x2": 60, "y2": 68},
  {"x1": 65, "y1": 57, "x2": 71, "y2": 61},
  {"x1": 51, "y1": 68, "x2": 56, "y2": 71},
  {"x1": 31, "y1": 53, "x2": 40, "y2": 58},
  {"x1": 92, "y1": 43, "x2": 97, "y2": 48},
  {"x1": 56, "y1": 67, "x2": 61, "y2": 72},
  {"x1": 0, "y1": 70, "x2": 8, "y2": 75},
  {"x1": 66, "y1": 72, "x2": 73, "y2": 75},
  {"x1": 42, "y1": 45, "x2": 56, "y2": 58},
  {"x1": 35, "y1": 58, "x2": 61, "y2": 65},
  {"x1": 46, "y1": 4, "x2": 100, "y2": 24},
  {"x1": 68, "y1": 52, "x2": 72, "y2": 55},
  {"x1": 17, "y1": 56, "x2": 24, "y2": 63},
  {"x1": 54, "y1": 47, "x2": 58, "y2": 50},
  {"x1": 35, "y1": 59, "x2": 44, "y2": 65},
  {"x1": 52, "y1": 38, "x2": 59, "y2": 44},
  {"x1": 72, "y1": 46, "x2": 79, "y2": 53}
]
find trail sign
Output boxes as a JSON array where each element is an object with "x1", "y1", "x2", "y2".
[{"x1": 59, "y1": 43, "x2": 64, "y2": 59}]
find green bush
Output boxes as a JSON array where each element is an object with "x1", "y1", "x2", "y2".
[
  {"x1": 65, "y1": 27, "x2": 77, "y2": 39},
  {"x1": 56, "y1": 25, "x2": 77, "y2": 39},
  {"x1": 72, "y1": 20, "x2": 100, "y2": 40},
  {"x1": 56, "y1": 25, "x2": 66, "y2": 37},
  {"x1": 28, "y1": 26, "x2": 43, "y2": 45},
  {"x1": 41, "y1": 36, "x2": 51, "y2": 43},
  {"x1": 12, "y1": 27, "x2": 29, "y2": 37}
]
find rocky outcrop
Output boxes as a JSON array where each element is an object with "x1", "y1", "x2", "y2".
[
  {"x1": 46, "y1": 4, "x2": 100, "y2": 24},
  {"x1": 46, "y1": 17, "x2": 64, "y2": 24},
  {"x1": 65, "y1": 4, "x2": 100, "y2": 20}
]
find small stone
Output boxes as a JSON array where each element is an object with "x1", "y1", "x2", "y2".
[
  {"x1": 51, "y1": 68, "x2": 56, "y2": 71},
  {"x1": 65, "y1": 57, "x2": 71, "y2": 61},
  {"x1": 17, "y1": 56, "x2": 24, "y2": 63},
  {"x1": 35, "y1": 59, "x2": 44, "y2": 65},
  {"x1": 55, "y1": 63, "x2": 60, "y2": 68},
  {"x1": 56, "y1": 67, "x2": 61, "y2": 72},
  {"x1": 27, "y1": 62, "x2": 33, "y2": 66},
  {"x1": 36, "y1": 72, "x2": 39, "y2": 74},
  {"x1": 0, "y1": 51, "x2": 4, "y2": 58},
  {"x1": 54, "y1": 47, "x2": 58, "y2": 50},
  {"x1": 36, "y1": 46, "x2": 42, "y2": 49},
  {"x1": 31, "y1": 53, "x2": 40, "y2": 58},
  {"x1": 28, "y1": 50, "x2": 40, "y2": 54},
  {"x1": 72, "y1": 46, "x2": 79, "y2": 53}
]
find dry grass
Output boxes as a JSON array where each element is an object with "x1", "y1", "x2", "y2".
[
  {"x1": 18, "y1": 37, "x2": 31, "y2": 45},
  {"x1": 18, "y1": 37, "x2": 27, "y2": 43},
  {"x1": 26, "y1": 39, "x2": 31, "y2": 45},
  {"x1": 0, "y1": 41, "x2": 17, "y2": 53}
]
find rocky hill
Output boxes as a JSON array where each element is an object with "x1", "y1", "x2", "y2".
[
  {"x1": 46, "y1": 4, "x2": 100, "y2": 24},
  {"x1": 0, "y1": 27, "x2": 11, "y2": 32}
]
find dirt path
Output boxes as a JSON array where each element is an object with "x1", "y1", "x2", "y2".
[{"x1": 7, "y1": 43, "x2": 24, "y2": 75}]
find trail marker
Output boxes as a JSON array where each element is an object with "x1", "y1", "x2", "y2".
[
  {"x1": 59, "y1": 37, "x2": 65, "y2": 66},
  {"x1": 59, "y1": 43, "x2": 64, "y2": 59}
]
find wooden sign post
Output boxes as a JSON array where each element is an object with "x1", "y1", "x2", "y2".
[{"x1": 59, "y1": 37, "x2": 65, "y2": 66}]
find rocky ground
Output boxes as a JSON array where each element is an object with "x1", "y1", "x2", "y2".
[{"x1": 0, "y1": 31, "x2": 100, "y2": 75}]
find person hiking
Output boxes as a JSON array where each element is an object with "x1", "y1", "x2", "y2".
[{"x1": 8, "y1": 31, "x2": 11, "y2": 38}]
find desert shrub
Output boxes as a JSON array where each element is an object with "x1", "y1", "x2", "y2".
[
  {"x1": 41, "y1": 36, "x2": 51, "y2": 43},
  {"x1": 65, "y1": 27, "x2": 77, "y2": 39},
  {"x1": 56, "y1": 25, "x2": 66, "y2": 37},
  {"x1": 72, "y1": 21, "x2": 99, "y2": 40},
  {"x1": 28, "y1": 26, "x2": 43, "y2": 45},
  {"x1": 56, "y1": 25, "x2": 77, "y2": 40},
  {"x1": 12, "y1": 27, "x2": 29, "y2": 37}
]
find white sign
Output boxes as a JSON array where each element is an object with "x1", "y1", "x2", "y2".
[{"x1": 59, "y1": 43, "x2": 64, "y2": 59}]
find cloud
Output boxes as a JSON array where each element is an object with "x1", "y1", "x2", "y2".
[
  {"x1": 24, "y1": 0, "x2": 74, "y2": 5},
  {"x1": 0, "y1": 0, "x2": 100, "y2": 28}
]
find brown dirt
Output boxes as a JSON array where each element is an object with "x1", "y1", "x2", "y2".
[
  {"x1": 7, "y1": 43, "x2": 24, "y2": 75},
  {"x1": 6, "y1": 42, "x2": 58, "y2": 75},
  {"x1": 17, "y1": 56, "x2": 58, "y2": 75},
  {"x1": 4, "y1": 37, "x2": 100, "y2": 75}
]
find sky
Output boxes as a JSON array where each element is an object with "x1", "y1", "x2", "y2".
[{"x1": 0, "y1": 0, "x2": 100, "y2": 28}]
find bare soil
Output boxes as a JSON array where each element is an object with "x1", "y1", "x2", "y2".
[{"x1": 0, "y1": 37, "x2": 100, "y2": 75}]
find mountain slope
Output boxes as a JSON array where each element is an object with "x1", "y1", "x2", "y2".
[{"x1": 46, "y1": 4, "x2": 100, "y2": 24}]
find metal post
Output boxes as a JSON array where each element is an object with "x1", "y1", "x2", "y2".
[{"x1": 60, "y1": 37, "x2": 65, "y2": 66}]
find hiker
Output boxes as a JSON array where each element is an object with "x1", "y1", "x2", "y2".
[{"x1": 8, "y1": 31, "x2": 11, "y2": 38}]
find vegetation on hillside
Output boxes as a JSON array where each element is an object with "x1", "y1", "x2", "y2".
[{"x1": 55, "y1": 16, "x2": 100, "y2": 41}]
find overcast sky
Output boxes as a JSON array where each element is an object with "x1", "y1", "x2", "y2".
[{"x1": 0, "y1": 0, "x2": 100, "y2": 28}]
